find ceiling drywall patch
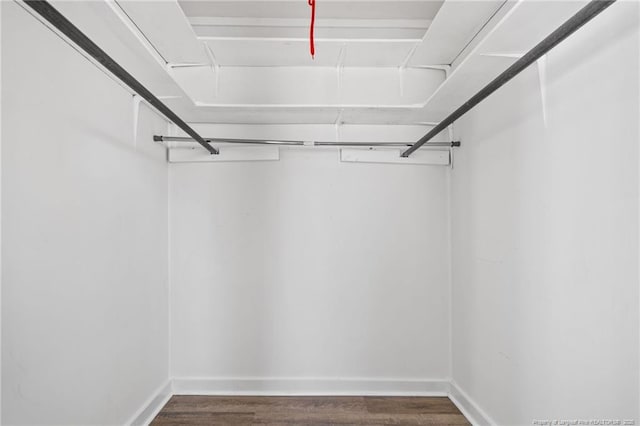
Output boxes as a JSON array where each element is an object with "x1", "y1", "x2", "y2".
[
  {"x1": 409, "y1": 0, "x2": 508, "y2": 67},
  {"x1": 204, "y1": 43, "x2": 220, "y2": 98},
  {"x1": 115, "y1": 1, "x2": 208, "y2": 64},
  {"x1": 537, "y1": 55, "x2": 548, "y2": 128},
  {"x1": 336, "y1": 44, "x2": 346, "y2": 98},
  {"x1": 335, "y1": 109, "x2": 344, "y2": 141},
  {"x1": 132, "y1": 94, "x2": 142, "y2": 148},
  {"x1": 400, "y1": 42, "x2": 419, "y2": 70}
]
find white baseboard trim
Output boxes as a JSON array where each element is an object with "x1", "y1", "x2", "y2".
[
  {"x1": 172, "y1": 377, "x2": 451, "y2": 397},
  {"x1": 128, "y1": 378, "x2": 494, "y2": 426},
  {"x1": 448, "y1": 380, "x2": 495, "y2": 426},
  {"x1": 127, "y1": 380, "x2": 173, "y2": 426}
]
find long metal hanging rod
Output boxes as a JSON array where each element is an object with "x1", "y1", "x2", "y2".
[
  {"x1": 23, "y1": 0, "x2": 219, "y2": 155},
  {"x1": 402, "y1": 0, "x2": 616, "y2": 158},
  {"x1": 154, "y1": 135, "x2": 461, "y2": 148},
  {"x1": 317, "y1": 141, "x2": 459, "y2": 147},
  {"x1": 155, "y1": 136, "x2": 304, "y2": 146}
]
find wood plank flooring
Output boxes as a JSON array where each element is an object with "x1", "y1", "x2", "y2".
[{"x1": 151, "y1": 396, "x2": 470, "y2": 425}]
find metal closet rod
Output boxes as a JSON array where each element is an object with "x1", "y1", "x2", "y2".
[
  {"x1": 23, "y1": 0, "x2": 219, "y2": 155},
  {"x1": 402, "y1": 0, "x2": 616, "y2": 158},
  {"x1": 153, "y1": 135, "x2": 461, "y2": 148}
]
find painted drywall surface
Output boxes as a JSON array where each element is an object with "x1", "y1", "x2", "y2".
[
  {"x1": 0, "y1": 0, "x2": 4, "y2": 420},
  {"x1": 169, "y1": 145, "x2": 451, "y2": 383},
  {"x1": 451, "y1": 2, "x2": 639, "y2": 424},
  {"x1": 2, "y1": 3, "x2": 169, "y2": 425}
]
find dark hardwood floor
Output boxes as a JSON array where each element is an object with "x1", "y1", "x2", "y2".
[{"x1": 151, "y1": 395, "x2": 470, "y2": 425}]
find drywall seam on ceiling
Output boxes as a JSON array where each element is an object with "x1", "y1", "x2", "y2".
[
  {"x1": 108, "y1": 0, "x2": 203, "y2": 106},
  {"x1": 448, "y1": 0, "x2": 510, "y2": 66},
  {"x1": 188, "y1": 17, "x2": 433, "y2": 28},
  {"x1": 196, "y1": 36, "x2": 423, "y2": 43},
  {"x1": 192, "y1": 102, "x2": 425, "y2": 108},
  {"x1": 110, "y1": 0, "x2": 168, "y2": 64},
  {"x1": 411, "y1": 1, "x2": 524, "y2": 112},
  {"x1": 398, "y1": 6, "x2": 439, "y2": 68}
]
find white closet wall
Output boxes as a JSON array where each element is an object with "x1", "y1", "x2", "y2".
[
  {"x1": 2, "y1": 3, "x2": 170, "y2": 424},
  {"x1": 2, "y1": 0, "x2": 640, "y2": 424},
  {"x1": 451, "y1": 2, "x2": 639, "y2": 424},
  {"x1": 169, "y1": 147, "x2": 451, "y2": 392}
]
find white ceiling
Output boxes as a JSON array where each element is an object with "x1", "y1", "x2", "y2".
[
  {"x1": 114, "y1": 0, "x2": 507, "y2": 119},
  {"x1": 47, "y1": 0, "x2": 596, "y2": 125},
  {"x1": 178, "y1": 1, "x2": 445, "y2": 21},
  {"x1": 179, "y1": 1, "x2": 442, "y2": 41}
]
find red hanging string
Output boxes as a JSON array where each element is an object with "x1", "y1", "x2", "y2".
[{"x1": 308, "y1": 0, "x2": 316, "y2": 59}]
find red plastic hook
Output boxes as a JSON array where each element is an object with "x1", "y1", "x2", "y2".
[{"x1": 308, "y1": 0, "x2": 316, "y2": 59}]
